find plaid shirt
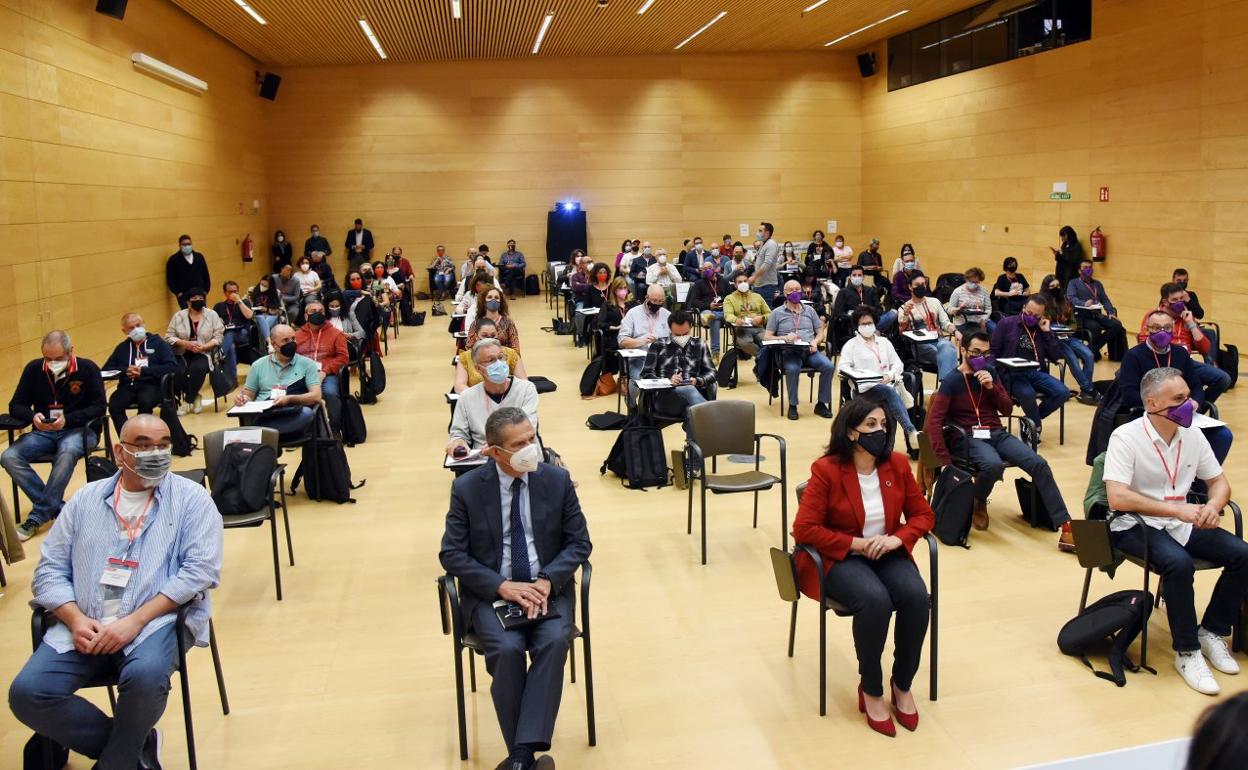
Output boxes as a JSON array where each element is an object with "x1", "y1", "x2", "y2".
[{"x1": 641, "y1": 338, "x2": 717, "y2": 386}]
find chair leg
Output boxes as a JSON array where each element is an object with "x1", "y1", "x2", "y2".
[
  {"x1": 818, "y1": 608, "x2": 827, "y2": 717},
  {"x1": 569, "y1": 641, "x2": 576, "y2": 684},
  {"x1": 12, "y1": 477, "x2": 20, "y2": 523},
  {"x1": 1140, "y1": 567, "x2": 1151, "y2": 670},
  {"x1": 1079, "y1": 568, "x2": 1092, "y2": 612},
  {"x1": 0, "y1": 557, "x2": 6, "y2": 588},
  {"x1": 780, "y1": 479, "x2": 788, "y2": 552},
  {"x1": 209, "y1": 620, "x2": 230, "y2": 715},
  {"x1": 282, "y1": 500, "x2": 295, "y2": 567},
  {"x1": 269, "y1": 514, "x2": 283, "y2": 601},
  {"x1": 178, "y1": 644, "x2": 197, "y2": 770},
  {"x1": 453, "y1": 645, "x2": 469, "y2": 761},
  {"x1": 686, "y1": 465, "x2": 694, "y2": 535},
  {"x1": 787, "y1": 601, "x2": 797, "y2": 658},
  {"x1": 582, "y1": 633, "x2": 597, "y2": 747},
  {"x1": 468, "y1": 650, "x2": 477, "y2": 692},
  {"x1": 700, "y1": 481, "x2": 708, "y2": 565},
  {"x1": 929, "y1": 591, "x2": 939, "y2": 702},
  {"x1": 753, "y1": 490, "x2": 759, "y2": 529}
]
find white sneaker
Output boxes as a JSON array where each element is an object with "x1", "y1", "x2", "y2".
[
  {"x1": 1198, "y1": 627, "x2": 1240, "y2": 674},
  {"x1": 192, "y1": 400, "x2": 204, "y2": 415},
  {"x1": 176, "y1": 402, "x2": 192, "y2": 416},
  {"x1": 1175, "y1": 650, "x2": 1221, "y2": 695},
  {"x1": 907, "y1": 429, "x2": 921, "y2": 447}
]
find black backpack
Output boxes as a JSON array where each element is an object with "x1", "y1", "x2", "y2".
[
  {"x1": 290, "y1": 414, "x2": 364, "y2": 503},
  {"x1": 368, "y1": 352, "x2": 386, "y2": 394},
  {"x1": 86, "y1": 455, "x2": 118, "y2": 483},
  {"x1": 159, "y1": 400, "x2": 198, "y2": 456},
  {"x1": 579, "y1": 357, "x2": 605, "y2": 397},
  {"x1": 1221, "y1": 343, "x2": 1238, "y2": 389},
  {"x1": 529, "y1": 375, "x2": 557, "y2": 394},
  {"x1": 600, "y1": 424, "x2": 670, "y2": 490},
  {"x1": 1015, "y1": 478, "x2": 1059, "y2": 531},
  {"x1": 716, "y1": 348, "x2": 739, "y2": 389},
  {"x1": 341, "y1": 394, "x2": 367, "y2": 446},
  {"x1": 357, "y1": 366, "x2": 378, "y2": 405},
  {"x1": 930, "y1": 464, "x2": 975, "y2": 547},
  {"x1": 525, "y1": 274, "x2": 541, "y2": 295},
  {"x1": 587, "y1": 412, "x2": 627, "y2": 431},
  {"x1": 210, "y1": 443, "x2": 276, "y2": 515},
  {"x1": 23, "y1": 734, "x2": 67, "y2": 770},
  {"x1": 1058, "y1": 590, "x2": 1156, "y2": 686}
]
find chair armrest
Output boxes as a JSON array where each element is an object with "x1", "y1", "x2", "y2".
[
  {"x1": 923, "y1": 532, "x2": 938, "y2": 609},
  {"x1": 755, "y1": 432, "x2": 787, "y2": 474},
  {"x1": 436, "y1": 574, "x2": 465, "y2": 640},
  {"x1": 684, "y1": 438, "x2": 705, "y2": 476},
  {"x1": 1228, "y1": 500, "x2": 1242, "y2": 540},
  {"x1": 31, "y1": 607, "x2": 51, "y2": 652},
  {"x1": 941, "y1": 423, "x2": 972, "y2": 464},
  {"x1": 1004, "y1": 414, "x2": 1039, "y2": 450},
  {"x1": 794, "y1": 543, "x2": 827, "y2": 605},
  {"x1": 1106, "y1": 511, "x2": 1149, "y2": 564},
  {"x1": 0, "y1": 414, "x2": 30, "y2": 431},
  {"x1": 579, "y1": 561, "x2": 592, "y2": 635}
]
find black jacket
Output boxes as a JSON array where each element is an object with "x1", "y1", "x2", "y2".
[
  {"x1": 1185, "y1": 289, "x2": 1205, "y2": 320},
  {"x1": 831, "y1": 282, "x2": 882, "y2": 318},
  {"x1": 103, "y1": 335, "x2": 177, "y2": 391},
  {"x1": 271, "y1": 241, "x2": 293, "y2": 270},
  {"x1": 9, "y1": 357, "x2": 106, "y2": 429},
  {"x1": 165, "y1": 251, "x2": 210, "y2": 299},
  {"x1": 1118, "y1": 343, "x2": 1202, "y2": 409},
  {"x1": 303, "y1": 235, "x2": 332, "y2": 258},
  {"x1": 686, "y1": 276, "x2": 731, "y2": 312},
  {"x1": 344, "y1": 228, "x2": 374, "y2": 261}
]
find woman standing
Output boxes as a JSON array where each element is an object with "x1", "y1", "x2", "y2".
[
  {"x1": 1050, "y1": 225, "x2": 1083, "y2": 286},
  {"x1": 792, "y1": 397, "x2": 934, "y2": 737},
  {"x1": 271, "y1": 230, "x2": 293, "y2": 271}
]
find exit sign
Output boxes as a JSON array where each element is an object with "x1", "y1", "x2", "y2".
[{"x1": 1049, "y1": 192, "x2": 1072, "y2": 201}]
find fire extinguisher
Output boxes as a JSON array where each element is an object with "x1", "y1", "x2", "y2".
[
  {"x1": 1089, "y1": 226, "x2": 1106, "y2": 262},
  {"x1": 242, "y1": 233, "x2": 254, "y2": 262}
]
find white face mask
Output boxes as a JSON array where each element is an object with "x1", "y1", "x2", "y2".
[
  {"x1": 504, "y1": 442, "x2": 541, "y2": 473},
  {"x1": 694, "y1": 243, "x2": 703, "y2": 251},
  {"x1": 850, "y1": 276, "x2": 863, "y2": 287},
  {"x1": 756, "y1": 230, "x2": 765, "y2": 240},
  {"x1": 672, "y1": 334, "x2": 691, "y2": 346},
  {"x1": 657, "y1": 255, "x2": 667, "y2": 264},
  {"x1": 642, "y1": 247, "x2": 652, "y2": 256},
  {"x1": 300, "y1": 263, "x2": 310, "y2": 272},
  {"x1": 857, "y1": 324, "x2": 876, "y2": 339},
  {"x1": 276, "y1": 235, "x2": 284, "y2": 243},
  {"x1": 46, "y1": 359, "x2": 69, "y2": 376},
  {"x1": 711, "y1": 249, "x2": 720, "y2": 257},
  {"x1": 737, "y1": 283, "x2": 750, "y2": 293},
  {"x1": 966, "y1": 281, "x2": 979, "y2": 290}
]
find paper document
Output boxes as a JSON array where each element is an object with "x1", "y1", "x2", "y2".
[
  {"x1": 445, "y1": 448, "x2": 487, "y2": 467},
  {"x1": 996, "y1": 358, "x2": 1040, "y2": 369},
  {"x1": 903, "y1": 331, "x2": 937, "y2": 342},
  {"x1": 839, "y1": 366, "x2": 884, "y2": 380},
  {"x1": 1192, "y1": 413, "x2": 1227, "y2": 429},
  {"x1": 223, "y1": 428, "x2": 263, "y2": 446},
  {"x1": 100, "y1": 370, "x2": 121, "y2": 378},
  {"x1": 762, "y1": 339, "x2": 810, "y2": 346},
  {"x1": 635, "y1": 378, "x2": 675, "y2": 390},
  {"x1": 228, "y1": 400, "x2": 275, "y2": 415}
]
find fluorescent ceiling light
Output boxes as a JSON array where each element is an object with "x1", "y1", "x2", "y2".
[
  {"x1": 358, "y1": 18, "x2": 387, "y2": 60},
  {"x1": 532, "y1": 12, "x2": 554, "y2": 55},
  {"x1": 824, "y1": 9, "x2": 909, "y2": 47},
  {"x1": 130, "y1": 53, "x2": 208, "y2": 92},
  {"x1": 920, "y1": 18, "x2": 1006, "y2": 50},
  {"x1": 675, "y1": 11, "x2": 727, "y2": 50},
  {"x1": 803, "y1": 0, "x2": 830, "y2": 12},
  {"x1": 231, "y1": 0, "x2": 267, "y2": 25},
  {"x1": 452, "y1": 0, "x2": 462, "y2": 19},
  {"x1": 638, "y1": 0, "x2": 657, "y2": 13}
]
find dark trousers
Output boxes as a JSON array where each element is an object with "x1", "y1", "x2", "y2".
[
  {"x1": 501, "y1": 267, "x2": 526, "y2": 296},
  {"x1": 951, "y1": 430, "x2": 1071, "y2": 526},
  {"x1": 108, "y1": 383, "x2": 161, "y2": 434},
  {"x1": 175, "y1": 353, "x2": 211, "y2": 402},
  {"x1": 823, "y1": 552, "x2": 929, "y2": 697},
  {"x1": 471, "y1": 592, "x2": 573, "y2": 753},
  {"x1": 1080, "y1": 313, "x2": 1124, "y2": 356},
  {"x1": 1005, "y1": 369, "x2": 1070, "y2": 425},
  {"x1": 1110, "y1": 525, "x2": 1248, "y2": 652}
]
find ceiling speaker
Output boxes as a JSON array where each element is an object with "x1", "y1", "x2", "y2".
[
  {"x1": 96, "y1": 0, "x2": 128, "y2": 20},
  {"x1": 258, "y1": 72, "x2": 282, "y2": 101},
  {"x1": 857, "y1": 52, "x2": 876, "y2": 78}
]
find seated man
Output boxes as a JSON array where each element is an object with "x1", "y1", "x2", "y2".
[
  {"x1": 831, "y1": 266, "x2": 896, "y2": 334},
  {"x1": 1103, "y1": 367, "x2": 1248, "y2": 695},
  {"x1": 764, "y1": 279, "x2": 836, "y2": 421},
  {"x1": 926, "y1": 332, "x2": 1073, "y2": 546},
  {"x1": 644, "y1": 248, "x2": 683, "y2": 295},
  {"x1": 639, "y1": 311, "x2": 717, "y2": 433},
  {"x1": 896, "y1": 274, "x2": 959, "y2": 381},
  {"x1": 3, "y1": 331, "x2": 106, "y2": 542},
  {"x1": 446, "y1": 339, "x2": 539, "y2": 459},
  {"x1": 233, "y1": 324, "x2": 322, "y2": 441},
  {"x1": 617, "y1": 285, "x2": 672, "y2": 382},
  {"x1": 440, "y1": 407, "x2": 592, "y2": 770},
  {"x1": 685, "y1": 263, "x2": 731, "y2": 362},
  {"x1": 499, "y1": 239, "x2": 527, "y2": 299},
  {"x1": 8, "y1": 413, "x2": 223, "y2": 770},
  {"x1": 1138, "y1": 282, "x2": 1229, "y2": 403},
  {"x1": 294, "y1": 299, "x2": 349, "y2": 399},
  {"x1": 104, "y1": 313, "x2": 177, "y2": 435},
  {"x1": 1065, "y1": 259, "x2": 1124, "y2": 359},
  {"x1": 945, "y1": 267, "x2": 994, "y2": 337},
  {"x1": 454, "y1": 318, "x2": 527, "y2": 394},
  {"x1": 1172, "y1": 267, "x2": 1217, "y2": 365},
  {"x1": 990, "y1": 295, "x2": 1071, "y2": 436},
  {"x1": 213, "y1": 280, "x2": 255, "y2": 387},
  {"x1": 722, "y1": 271, "x2": 770, "y2": 359}
]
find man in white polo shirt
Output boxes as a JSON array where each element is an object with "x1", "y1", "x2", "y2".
[{"x1": 1103, "y1": 366, "x2": 1248, "y2": 695}]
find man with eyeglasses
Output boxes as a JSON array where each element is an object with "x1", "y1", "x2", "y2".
[{"x1": 9, "y1": 413, "x2": 223, "y2": 770}]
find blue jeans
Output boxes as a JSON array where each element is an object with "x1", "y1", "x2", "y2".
[
  {"x1": 320, "y1": 372, "x2": 340, "y2": 399},
  {"x1": 1062, "y1": 338, "x2": 1096, "y2": 391},
  {"x1": 781, "y1": 349, "x2": 836, "y2": 407},
  {"x1": 877, "y1": 310, "x2": 898, "y2": 335},
  {"x1": 257, "y1": 405, "x2": 315, "y2": 441},
  {"x1": 433, "y1": 272, "x2": 455, "y2": 295},
  {"x1": 670, "y1": 385, "x2": 707, "y2": 433},
  {"x1": 219, "y1": 328, "x2": 248, "y2": 386},
  {"x1": 9, "y1": 621, "x2": 180, "y2": 770},
  {"x1": 1195, "y1": 361, "x2": 1231, "y2": 404},
  {"x1": 865, "y1": 383, "x2": 915, "y2": 433},
  {"x1": 755, "y1": 284, "x2": 777, "y2": 305},
  {"x1": 1203, "y1": 426, "x2": 1233, "y2": 464},
  {"x1": 627, "y1": 356, "x2": 645, "y2": 381},
  {"x1": 700, "y1": 311, "x2": 724, "y2": 353},
  {"x1": 914, "y1": 340, "x2": 958, "y2": 381},
  {"x1": 1007, "y1": 369, "x2": 1070, "y2": 425},
  {"x1": 1110, "y1": 525, "x2": 1248, "y2": 652},
  {"x1": 1, "y1": 428, "x2": 97, "y2": 525},
  {"x1": 256, "y1": 314, "x2": 279, "y2": 340}
]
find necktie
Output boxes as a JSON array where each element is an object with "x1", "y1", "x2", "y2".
[{"x1": 509, "y1": 477, "x2": 531, "y2": 582}]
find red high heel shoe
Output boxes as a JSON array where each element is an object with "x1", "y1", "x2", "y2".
[
  {"x1": 858, "y1": 685, "x2": 896, "y2": 737},
  {"x1": 890, "y1": 678, "x2": 919, "y2": 732}
]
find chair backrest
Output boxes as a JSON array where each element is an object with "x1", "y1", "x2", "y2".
[
  {"x1": 917, "y1": 431, "x2": 943, "y2": 474},
  {"x1": 1071, "y1": 519, "x2": 1115, "y2": 570},
  {"x1": 769, "y1": 547, "x2": 800, "y2": 603},
  {"x1": 795, "y1": 480, "x2": 807, "y2": 503},
  {"x1": 203, "y1": 427, "x2": 280, "y2": 488},
  {"x1": 688, "y1": 400, "x2": 756, "y2": 458}
]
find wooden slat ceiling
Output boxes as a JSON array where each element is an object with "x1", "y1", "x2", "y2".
[{"x1": 168, "y1": 0, "x2": 981, "y2": 67}]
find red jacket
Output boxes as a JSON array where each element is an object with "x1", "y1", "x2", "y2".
[
  {"x1": 294, "y1": 323, "x2": 349, "y2": 376},
  {"x1": 1136, "y1": 305, "x2": 1210, "y2": 355},
  {"x1": 791, "y1": 452, "x2": 935, "y2": 600}
]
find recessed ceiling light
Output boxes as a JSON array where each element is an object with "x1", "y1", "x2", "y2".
[
  {"x1": 358, "y1": 18, "x2": 387, "y2": 60},
  {"x1": 675, "y1": 10, "x2": 727, "y2": 50},
  {"x1": 824, "y1": 9, "x2": 909, "y2": 47},
  {"x1": 451, "y1": 0, "x2": 462, "y2": 19},
  {"x1": 532, "y1": 12, "x2": 554, "y2": 55},
  {"x1": 802, "y1": 0, "x2": 830, "y2": 12},
  {"x1": 638, "y1": 0, "x2": 658, "y2": 13},
  {"x1": 231, "y1": 0, "x2": 267, "y2": 25}
]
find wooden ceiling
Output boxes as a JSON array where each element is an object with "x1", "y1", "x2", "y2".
[{"x1": 168, "y1": 0, "x2": 980, "y2": 67}]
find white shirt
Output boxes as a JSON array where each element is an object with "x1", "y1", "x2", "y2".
[
  {"x1": 294, "y1": 269, "x2": 320, "y2": 293},
  {"x1": 354, "y1": 230, "x2": 364, "y2": 246},
  {"x1": 618, "y1": 304, "x2": 671, "y2": 353},
  {"x1": 1102, "y1": 416, "x2": 1221, "y2": 545},
  {"x1": 859, "y1": 470, "x2": 886, "y2": 537},
  {"x1": 646, "y1": 262, "x2": 682, "y2": 287},
  {"x1": 497, "y1": 465, "x2": 541, "y2": 580},
  {"x1": 832, "y1": 245, "x2": 855, "y2": 265}
]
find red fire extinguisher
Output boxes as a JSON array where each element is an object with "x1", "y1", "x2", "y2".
[
  {"x1": 242, "y1": 233, "x2": 254, "y2": 262},
  {"x1": 1090, "y1": 226, "x2": 1106, "y2": 262}
]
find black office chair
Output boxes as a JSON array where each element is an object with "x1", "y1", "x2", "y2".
[
  {"x1": 770, "y1": 482, "x2": 939, "y2": 715},
  {"x1": 436, "y1": 562, "x2": 596, "y2": 761},
  {"x1": 0, "y1": 414, "x2": 109, "y2": 524},
  {"x1": 30, "y1": 601, "x2": 228, "y2": 770},
  {"x1": 104, "y1": 373, "x2": 177, "y2": 461},
  {"x1": 767, "y1": 341, "x2": 833, "y2": 417}
]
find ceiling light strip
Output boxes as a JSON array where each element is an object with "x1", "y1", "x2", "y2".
[
  {"x1": 824, "y1": 9, "x2": 909, "y2": 47},
  {"x1": 637, "y1": 0, "x2": 657, "y2": 14},
  {"x1": 451, "y1": 0, "x2": 462, "y2": 20},
  {"x1": 802, "y1": 0, "x2": 830, "y2": 13},
  {"x1": 231, "y1": 0, "x2": 267, "y2": 25},
  {"x1": 675, "y1": 10, "x2": 727, "y2": 50},
  {"x1": 532, "y1": 12, "x2": 554, "y2": 54},
  {"x1": 358, "y1": 18, "x2": 388, "y2": 60}
]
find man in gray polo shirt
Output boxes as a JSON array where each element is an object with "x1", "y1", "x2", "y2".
[
  {"x1": 765, "y1": 279, "x2": 835, "y2": 420},
  {"x1": 748, "y1": 221, "x2": 780, "y2": 305}
]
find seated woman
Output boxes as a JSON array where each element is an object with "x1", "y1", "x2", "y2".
[
  {"x1": 274, "y1": 264, "x2": 302, "y2": 320},
  {"x1": 454, "y1": 270, "x2": 493, "y2": 320},
  {"x1": 992, "y1": 256, "x2": 1029, "y2": 317},
  {"x1": 368, "y1": 260, "x2": 401, "y2": 331},
  {"x1": 164, "y1": 286, "x2": 224, "y2": 415},
  {"x1": 597, "y1": 276, "x2": 633, "y2": 375},
  {"x1": 293, "y1": 256, "x2": 322, "y2": 299},
  {"x1": 453, "y1": 318, "x2": 527, "y2": 393},
  {"x1": 1040, "y1": 273, "x2": 1099, "y2": 405},
  {"x1": 325, "y1": 291, "x2": 365, "y2": 344},
  {"x1": 466, "y1": 287, "x2": 520, "y2": 352},
  {"x1": 838, "y1": 307, "x2": 919, "y2": 445},
  {"x1": 249, "y1": 275, "x2": 283, "y2": 339},
  {"x1": 792, "y1": 397, "x2": 935, "y2": 737}
]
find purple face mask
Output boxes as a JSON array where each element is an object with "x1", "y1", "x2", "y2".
[
  {"x1": 702, "y1": 267, "x2": 716, "y2": 279},
  {"x1": 1149, "y1": 330, "x2": 1173, "y2": 350},
  {"x1": 1080, "y1": 267, "x2": 1093, "y2": 279},
  {"x1": 786, "y1": 291, "x2": 803, "y2": 304},
  {"x1": 1021, "y1": 312, "x2": 1039, "y2": 328},
  {"x1": 1153, "y1": 398, "x2": 1195, "y2": 429},
  {"x1": 968, "y1": 355, "x2": 990, "y2": 372},
  {"x1": 1169, "y1": 300, "x2": 1186, "y2": 315}
]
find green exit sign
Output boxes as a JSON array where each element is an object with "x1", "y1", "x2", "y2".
[{"x1": 1050, "y1": 192, "x2": 1072, "y2": 200}]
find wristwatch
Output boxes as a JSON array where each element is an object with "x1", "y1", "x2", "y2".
[{"x1": 537, "y1": 571, "x2": 551, "y2": 583}]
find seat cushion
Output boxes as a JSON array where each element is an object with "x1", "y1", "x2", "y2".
[
  {"x1": 461, "y1": 624, "x2": 582, "y2": 653},
  {"x1": 221, "y1": 510, "x2": 272, "y2": 528},
  {"x1": 1121, "y1": 553, "x2": 1222, "y2": 572},
  {"x1": 705, "y1": 470, "x2": 778, "y2": 493}
]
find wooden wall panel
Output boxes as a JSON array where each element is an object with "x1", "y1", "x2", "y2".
[
  {"x1": 0, "y1": 0, "x2": 269, "y2": 398},
  {"x1": 859, "y1": 0, "x2": 1248, "y2": 345},
  {"x1": 265, "y1": 52, "x2": 863, "y2": 280}
]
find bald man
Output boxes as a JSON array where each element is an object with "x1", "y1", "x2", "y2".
[
  {"x1": 618, "y1": 285, "x2": 672, "y2": 381},
  {"x1": 764, "y1": 279, "x2": 835, "y2": 420},
  {"x1": 10, "y1": 413, "x2": 223, "y2": 770},
  {"x1": 236, "y1": 324, "x2": 323, "y2": 440},
  {"x1": 103, "y1": 313, "x2": 177, "y2": 435}
]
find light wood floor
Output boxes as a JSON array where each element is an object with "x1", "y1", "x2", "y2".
[{"x1": 0, "y1": 296, "x2": 1244, "y2": 769}]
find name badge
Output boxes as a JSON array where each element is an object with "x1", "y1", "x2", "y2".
[
  {"x1": 135, "y1": 356, "x2": 149, "y2": 368},
  {"x1": 1164, "y1": 495, "x2": 1185, "y2": 502},
  {"x1": 48, "y1": 403, "x2": 64, "y2": 422},
  {"x1": 100, "y1": 557, "x2": 137, "y2": 588},
  {"x1": 269, "y1": 385, "x2": 287, "y2": 400},
  {"x1": 972, "y1": 425, "x2": 991, "y2": 440}
]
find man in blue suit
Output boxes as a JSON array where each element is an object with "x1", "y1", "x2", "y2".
[{"x1": 439, "y1": 407, "x2": 592, "y2": 770}]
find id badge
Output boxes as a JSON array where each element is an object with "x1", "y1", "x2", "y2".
[
  {"x1": 269, "y1": 385, "x2": 287, "y2": 400},
  {"x1": 1164, "y1": 495, "x2": 1185, "y2": 502},
  {"x1": 135, "y1": 356, "x2": 149, "y2": 368},
  {"x1": 48, "y1": 404, "x2": 64, "y2": 422},
  {"x1": 100, "y1": 558, "x2": 136, "y2": 588},
  {"x1": 972, "y1": 425, "x2": 991, "y2": 440},
  {"x1": 316, "y1": 361, "x2": 324, "y2": 372}
]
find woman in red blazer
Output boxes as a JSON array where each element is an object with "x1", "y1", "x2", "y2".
[{"x1": 792, "y1": 396, "x2": 935, "y2": 737}]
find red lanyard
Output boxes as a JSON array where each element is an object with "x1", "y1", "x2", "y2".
[
  {"x1": 1150, "y1": 347, "x2": 1171, "y2": 369},
  {"x1": 224, "y1": 303, "x2": 234, "y2": 324},
  {"x1": 128, "y1": 341, "x2": 145, "y2": 367},
  {"x1": 1145, "y1": 422, "x2": 1182, "y2": 492},
  {"x1": 113, "y1": 484, "x2": 156, "y2": 545},
  {"x1": 962, "y1": 372, "x2": 984, "y2": 424},
  {"x1": 1081, "y1": 278, "x2": 1096, "y2": 297},
  {"x1": 1022, "y1": 323, "x2": 1038, "y2": 352},
  {"x1": 311, "y1": 329, "x2": 324, "y2": 361},
  {"x1": 864, "y1": 339, "x2": 887, "y2": 373}
]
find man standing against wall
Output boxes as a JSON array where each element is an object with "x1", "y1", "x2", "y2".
[
  {"x1": 749, "y1": 222, "x2": 779, "y2": 305},
  {"x1": 345, "y1": 218, "x2": 374, "y2": 274},
  {"x1": 165, "y1": 235, "x2": 210, "y2": 310}
]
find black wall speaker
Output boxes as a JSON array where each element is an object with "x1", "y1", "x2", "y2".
[
  {"x1": 857, "y1": 52, "x2": 876, "y2": 78},
  {"x1": 96, "y1": 0, "x2": 128, "y2": 20},
  {"x1": 258, "y1": 72, "x2": 282, "y2": 101},
  {"x1": 546, "y1": 209, "x2": 588, "y2": 267}
]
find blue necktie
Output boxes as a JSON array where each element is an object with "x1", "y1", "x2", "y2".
[{"x1": 509, "y1": 477, "x2": 531, "y2": 582}]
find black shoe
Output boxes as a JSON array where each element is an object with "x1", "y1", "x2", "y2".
[
  {"x1": 788, "y1": 405, "x2": 799, "y2": 421},
  {"x1": 1076, "y1": 390, "x2": 1099, "y2": 406},
  {"x1": 814, "y1": 402, "x2": 833, "y2": 418},
  {"x1": 139, "y1": 728, "x2": 163, "y2": 770},
  {"x1": 534, "y1": 757, "x2": 556, "y2": 769}
]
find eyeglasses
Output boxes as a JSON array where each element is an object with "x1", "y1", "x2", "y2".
[
  {"x1": 1146, "y1": 325, "x2": 1174, "y2": 333},
  {"x1": 122, "y1": 440, "x2": 172, "y2": 452}
]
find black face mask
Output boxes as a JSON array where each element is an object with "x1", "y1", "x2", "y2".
[
  {"x1": 912, "y1": 286, "x2": 928, "y2": 298},
  {"x1": 648, "y1": 301, "x2": 664, "y2": 313},
  {"x1": 855, "y1": 429, "x2": 891, "y2": 461},
  {"x1": 308, "y1": 311, "x2": 325, "y2": 325},
  {"x1": 189, "y1": 299, "x2": 206, "y2": 311},
  {"x1": 279, "y1": 341, "x2": 297, "y2": 358},
  {"x1": 328, "y1": 307, "x2": 341, "y2": 317},
  {"x1": 1048, "y1": 286, "x2": 1063, "y2": 297}
]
